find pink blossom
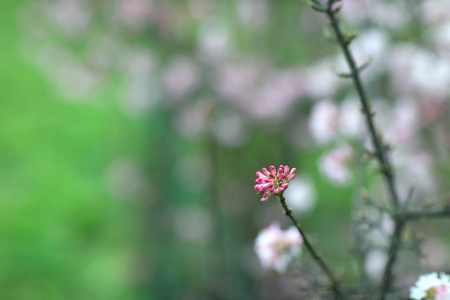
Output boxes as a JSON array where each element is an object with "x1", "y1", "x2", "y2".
[
  {"x1": 254, "y1": 223, "x2": 303, "y2": 273},
  {"x1": 162, "y1": 56, "x2": 199, "y2": 101},
  {"x1": 116, "y1": 0, "x2": 153, "y2": 26},
  {"x1": 309, "y1": 98, "x2": 364, "y2": 145},
  {"x1": 364, "y1": 250, "x2": 388, "y2": 281},
  {"x1": 254, "y1": 165, "x2": 296, "y2": 202},
  {"x1": 283, "y1": 177, "x2": 317, "y2": 214},
  {"x1": 309, "y1": 99, "x2": 339, "y2": 145},
  {"x1": 319, "y1": 144, "x2": 354, "y2": 185}
]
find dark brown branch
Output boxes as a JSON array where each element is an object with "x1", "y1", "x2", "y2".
[
  {"x1": 278, "y1": 194, "x2": 345, "y2": 300},
  {"x1": 322, "y1": 2, "x2": 403, "y2": 299},
  {"x1": 324, "y1": 4, "x2": 400, "y2": 212},
  {"x1": 403, "y1": 207, "x2": 450, "y2": 221}
]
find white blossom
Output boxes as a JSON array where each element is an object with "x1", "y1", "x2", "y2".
[
  {"x1": 254, "y1": 223, "x2": 303, "y2": 273},
  {"x1": 410, "y1": 273, "x2": 450, "y2": 300}
]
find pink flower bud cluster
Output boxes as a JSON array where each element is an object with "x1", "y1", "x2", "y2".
[{"x1": 254, "y1": 165, "x2": 296, "y2": 202}]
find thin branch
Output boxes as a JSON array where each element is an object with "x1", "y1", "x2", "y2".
[
  {"x1": 304, "y1": 1, "x2": 450, "y2": 300},
  {"x1": 324, "y1": 4, "x2": 401, "y2": 212},
  {"x1": 321, "y1": 2, "x2": 404, "y2": 299},
  {"x1": 403, "y1": 207, "x2": 450, "y2": 221},
  {"x1": 278, "y1": 194, "x2": 345, "y2": 300}
]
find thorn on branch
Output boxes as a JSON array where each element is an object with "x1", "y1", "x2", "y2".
[
  {"x1": 333, "y1": 67, "x2": 352, "y2": 78},
  {"x1": 344, "y1": 32, "x2": 357, "y2": 46},
  {"x1": 358, "y1": 57, "x2": 373, "y2": 73},
  {"x1": 323, "y1": 28, "x2": 338, "y2": 44},
  {"x1": 307, "y1": 0, "x2": 326, "y2": 12},
  {"x1": 333, "y1": 4, "x2": 342, "y2": 14},
  {"x1": 362, "y1": 148, "x2": 376, "y2": 158}
]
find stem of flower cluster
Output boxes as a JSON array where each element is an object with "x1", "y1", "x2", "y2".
[{"x1": 278, "y1": 194, "x2": 345, "y2": 300}]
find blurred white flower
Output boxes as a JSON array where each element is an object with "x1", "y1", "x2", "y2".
[
  {"x1": 304, "y1": 59, "x2": 341, "y2": 99},
  {"x1": 174, "y1": 99, "x2": 213, "y2": 138},
  {"x1": 254, "y1": 223, "x2": 303, "y2": 273},
  {"x1": 210, "y1": 112, "x2": 248, "y2": 147},
  {"x1": 309, "y1": 97, "x2": 364, "y2": 145},
  {"x1": 319, "y1": 144, "x2": 354, "y2": 185},
  {"x1": 198, "y1": 17, "x2": 231, "y2": 61},
  {"x1": 432, "y1": 22, "x2": 450, "y2": 53},
  {"x1": 309, "y1": 100, "x2": 339, "y2": 145},
  {"x1": 236, "y1": 0, "x2": 270, "y2": 31},
  {"x1": 411, "y1": 54, "x2": 450, "y2": 99},
  {"x1": 422, "y1": 239, "x2": 449, "y2": 269},
  {"x1": 371, "y1": 2, "x2": 408, "y2": 30},
  {"x1": 162, "y1": 56, "x2": 199, "y2": 101},
  {"x1": 119, "y1": 76, "x2": 159, "y2": 117},
  {"x1": 175, "y1": 155, "x2": 212, "y2": 190},
  {"x1": 42, "y1": 0, "x2": 91, "y2": 37},
  {"x1": 116, "y1": 0, "x2": 153, "y2": 27},
  {"x1": 386, "y1": 99, "x2": 420, "y2": 145},
  {"x1": 173, "y1": 207, "x2": 213, "y2": 242},
  {"x1": 364, "y1": 250, "x2": 388, "y2": 281},
  {"x1": 248, "y1": 70, "x2": 304, "y2": 120},
  {"x1": 393, "y1": 148, "x2": 435, "y2": 194},
  {"x1": 410, "y1": 273, "x2": 450, "y2": 300},
  {"x1": 422, "y1": 0, "x2": 450, "y2": 26},
  {"x1": 284, "y1": 177, "x2": 317, "y2": 214},
  {"x1": 120, "y1": 49, "x2": 156, "y2": 78},
  {"x1": 339, "y1": 96, "x2": 364, "y2": 139}
]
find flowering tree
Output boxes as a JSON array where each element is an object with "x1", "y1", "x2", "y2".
[
  {"x1": 18, "y1": 0, "x2": 450, "y2": 299},
  {"x1": 253, "y1": 1, "x2": 450, "y2": 300}
]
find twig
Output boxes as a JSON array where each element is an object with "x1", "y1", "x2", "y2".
[
  {"x1": 403, "y1": 207, "x2": 450, "y2": 221},
  {"x1": 324, "y1": 3, "x2": 401, "y2": 212},
  {"x1": 278, "y1": 194, "x2": 345, "y2": 300},
  {"x1": 320, "y1": 2, "x2": 404, "y2": 299},
  {"x1": 304, "y1": 1, "x2": 450, "y2": 299}
]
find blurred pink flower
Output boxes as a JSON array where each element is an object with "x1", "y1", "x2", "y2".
[
  {"x1": 254, "y1": 165, "x2": 296, "y2": 202},
  {"x1": 339, "y1": 96, "x2": 364, "y2": 139},
  {"x1": 283, "y1": 177, "x2": 316, "y2": 214},
  {"x1": 254, "y1": 223, "x2": 303, "y2": 273},
  {"x1": 304, "y1": 59, "x2": 340, "y2": 99},
  {"x1": 422, "y1": 0, "x2": 450, "y2": 26},
  {"x1": 388, "y1": 99, "x2": 420, "y2": 145},
  {"x1": 162, "y1": 56, "x2": 199, "y2": 101},
  {"x1": 41, "y1": 0, "x2": 91, "y2": 37},
  {"x1": 319, "y1": 144, "x2": 354, "y2": 185},
  {"x1": 364, "y1": 250, "x2": 388, "y2": 281},
  {"x1": 309, "y1": 98, "x2": 363, "y2": 145},
  {"x1": 116, "y1": 0, "x2": 153, "y2": 26},
  {"x1": 197, "y1": 17, "x2": 231, "y2": 61},
  {"x1": 309, "y1": 99, "x2": 339, "y2": 145},
  {"x1": 174, "y1": 99, "x2": 213, "y2": 138}
]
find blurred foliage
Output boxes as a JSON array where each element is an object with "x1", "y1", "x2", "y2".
[{"x1": 1, "y1": 0, "x2": 449, "y2": 299}]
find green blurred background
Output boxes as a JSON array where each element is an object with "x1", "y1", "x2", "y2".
[{"x1": 1, "y1": 0, "x2": 449, "y2": 299}]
